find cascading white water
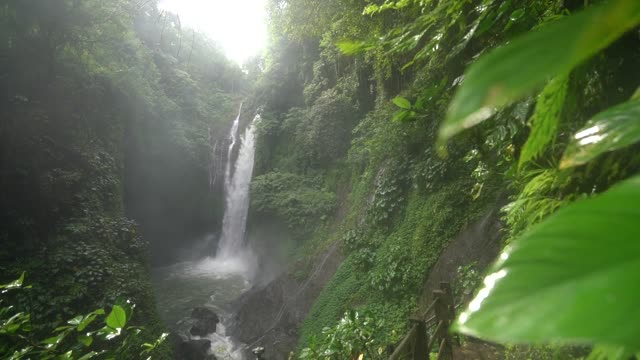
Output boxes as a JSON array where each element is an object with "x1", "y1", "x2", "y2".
[
  {"x1": 224, "y1": 103, "x2": 243, "y2": 192},
  {"x1": 217, "y1": 113, "x2": 260, "y2": 258}
]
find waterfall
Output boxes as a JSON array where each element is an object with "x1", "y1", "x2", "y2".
[
  {"x1": 216, "y1": 113, "x2": 260, "y2": 258},
  {"x1": 151, "y1": 105, "x2": 258, "y2": 360}
]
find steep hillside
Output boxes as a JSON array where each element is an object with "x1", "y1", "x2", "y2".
[{"x1": 233, "y1": 0, "x2": 640, "y2": 359}]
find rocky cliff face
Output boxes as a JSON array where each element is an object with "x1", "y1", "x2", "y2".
[
  {"x1": 230, "y1": 243, "x2": 343, "y2": 360},
  {"x1": 419, "y1": 206, "x2": 505, "y2": 311}
]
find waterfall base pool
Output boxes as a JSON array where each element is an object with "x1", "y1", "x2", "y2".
[{"x1": 152, "y1": 255, "x2": 255, "y2": 359}]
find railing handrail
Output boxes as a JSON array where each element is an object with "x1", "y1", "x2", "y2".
[
  {"x1": 388, "y1": 324, "x2": 418, "y2": 360},
  {"x1": 387, "y1": 282, "x2": 456, "y2": 360},
  {"x1": 436, "y1": 338, "x2": 447, "y2": 360},
  {"x1": 421, "y1": 298, "x2": 438, "y2": 318},
  {"x1": 427, "y1": 320, "x2": 444, "y2": 351}
]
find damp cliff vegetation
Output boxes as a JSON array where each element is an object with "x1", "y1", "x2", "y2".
[
  {"x1": 246, "y1": 0, "x2": 640, "y2": 358},
  {"x1": 2, "y1": 1, "x2": 248, "y2": 359}
]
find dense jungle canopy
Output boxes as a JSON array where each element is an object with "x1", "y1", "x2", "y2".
[{"x1": 1, "y1": 0, "x2": 640, "y2": 359}]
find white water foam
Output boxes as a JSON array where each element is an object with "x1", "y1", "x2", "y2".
[{"x1": 216, "y1": 114, "x2": 260, "y2": 260}]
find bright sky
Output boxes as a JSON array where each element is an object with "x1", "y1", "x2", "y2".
[{"x1": 158, "y1": 0, "x2": 268, "y2": 65}]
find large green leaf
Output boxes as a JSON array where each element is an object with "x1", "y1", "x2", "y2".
[
  {"x1": 440, "y1": 0, "x2": 640, "y2": 142},
  {"x1": 560, "y1": 99, "x2": 640, "y2": 169},
  {"x1": 455, "y1": 175, "x2": 640, "y2": 349},
  {"x1": 77, "y1": 334, "x2": 93, "y2": 347},
  {"x1": 105, "y1": 305, "x2": 126, "y2": 330},
  {"x1": 1, "y1": 272, "x2": 25, "y2": 290}
]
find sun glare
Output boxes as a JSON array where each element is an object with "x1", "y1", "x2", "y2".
[{"x1": 159, "y1": 0, "x2": 268, "y2": 65}]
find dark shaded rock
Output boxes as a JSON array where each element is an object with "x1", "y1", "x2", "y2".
[
  {"x1": 229, "y1": 243, "x2": 344, "y2": 360},
  {"x1": 168, "y1": 332, "x2": 185, "y2": 346},
  {"x1": 419, "y1": 204, "x2": 505, "y2": 310},
  {"x1": 190, "y1": 307, "x2": 220, "y2": 336},
  {"x1": 180, "y1": 339, "x2": 215, "y2": 360}
]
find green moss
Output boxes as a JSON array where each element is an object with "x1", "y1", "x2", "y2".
[
  {"x1": 298, "y1": 171, "x2": 498, "y2": 350},
  {"x1": 298, "y1": 256, "x2": 362, "y2": 349},
  {"x1": 251, "y1": 172, "x2": 337, "y2": 239}
]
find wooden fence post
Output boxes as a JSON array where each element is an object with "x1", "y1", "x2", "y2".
[
  {"x1": 433, "y1": 290, "x2": 454, "y2": 360},
  {"x1": 409, "y1": 317, "x2": 428, "y2": 360},
  {"x1": 440, "y1": 282, "x2": 460, "y2": 346}
]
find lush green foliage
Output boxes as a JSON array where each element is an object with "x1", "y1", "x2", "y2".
[
  {"x1": 427, "y1": 0, "x2": 640, "y2": 357},
  {"x1": 300, "y1": 310, "x2": 397, "y2": 360},
  {"x1": 441, "y1": 0, "x2": 640, "y2": 141},
  {"x1": 519, "y1": 75, "x2": 569, "y2": 169},
  {"x1": 458, "y1": 176, "x2": 640, "y2": 348},
  {"x1": 292, "y1": 164, "x2": 496, "y2": 352},
  {"x1": 251, "y1": 172, "x2": 336, "y2": 233},
  {"x1": 252, "y1": 0, "x2": 640, "y2": 358},
  {"x1": 504, "y1": 344, "x2": 589, "y2": 360},
  {"x1": 252, "y1": 0, "x2": 542, "y2": 356},
  {"x1": 0, "y1": 275, "x2": 167, "y2": 359},
  {"x1": 453, "y1": 263, "x2": 482, "y2": 302}
]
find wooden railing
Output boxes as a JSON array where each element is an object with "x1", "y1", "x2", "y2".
[{"x1": 388, "y1": 282, "x2": 457, "y2": 360}]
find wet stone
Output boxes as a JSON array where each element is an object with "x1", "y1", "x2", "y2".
[
  {"x1": 180, "y1": 339, "x2": 216, "y2": 360},
  {"x1": 190, "y1": 307, "x2": 220, "y2": 336}
]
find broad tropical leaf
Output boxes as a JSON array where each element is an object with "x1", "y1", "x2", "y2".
[
  {"x1": 456, "y1": 175, "x2": 640, "y2": 350},
  {"x1": 560, "y1": 99, "x2": 640, "y2": 168},
  {"x1": 440, "y1": 0, "x2": 640, "y2": 142},
  {"x1": 106, "y1": 305, "x2": 127, "y2": 330},
  {"x1": 77, "y1": 334, "x2": 93, "y2": 347}
]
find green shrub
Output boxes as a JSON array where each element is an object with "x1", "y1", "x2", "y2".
[
  {"x1": 0, "y1": 274, "x2": 167, "y2": 360},
  {"x1": 300, "y1": 310, "x2": 399, "y2": 360},
  {"x1": 251, "y1": 172, "x2": 336, "y2": 235}
]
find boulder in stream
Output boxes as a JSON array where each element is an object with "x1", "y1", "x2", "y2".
[
  {"x1": 190, "y1": 307, "x2": 220, "y2": 336},
  {"x1": 180, "y1": 339, "x2": 216, "y2": 360}
]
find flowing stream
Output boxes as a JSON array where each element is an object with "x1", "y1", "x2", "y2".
[{"x1": 152, "y1": 107, "x2": 260, "y2": 360}]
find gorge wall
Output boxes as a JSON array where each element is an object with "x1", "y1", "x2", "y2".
[{"x1": 231, "y1": 1, "x2": 640, "y2": 359}]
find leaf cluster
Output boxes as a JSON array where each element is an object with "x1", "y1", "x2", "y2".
[{"x1": 0, "y1": 275, "x2": 167, "y2": 360}]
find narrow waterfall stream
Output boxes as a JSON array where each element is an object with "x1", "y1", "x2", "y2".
[
  {"x1": 218, "y1": 113, "x2": 259, "y2": 258},
  {"x1": 152, "y1": 108, "x2": 260, "y2": 360}
]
